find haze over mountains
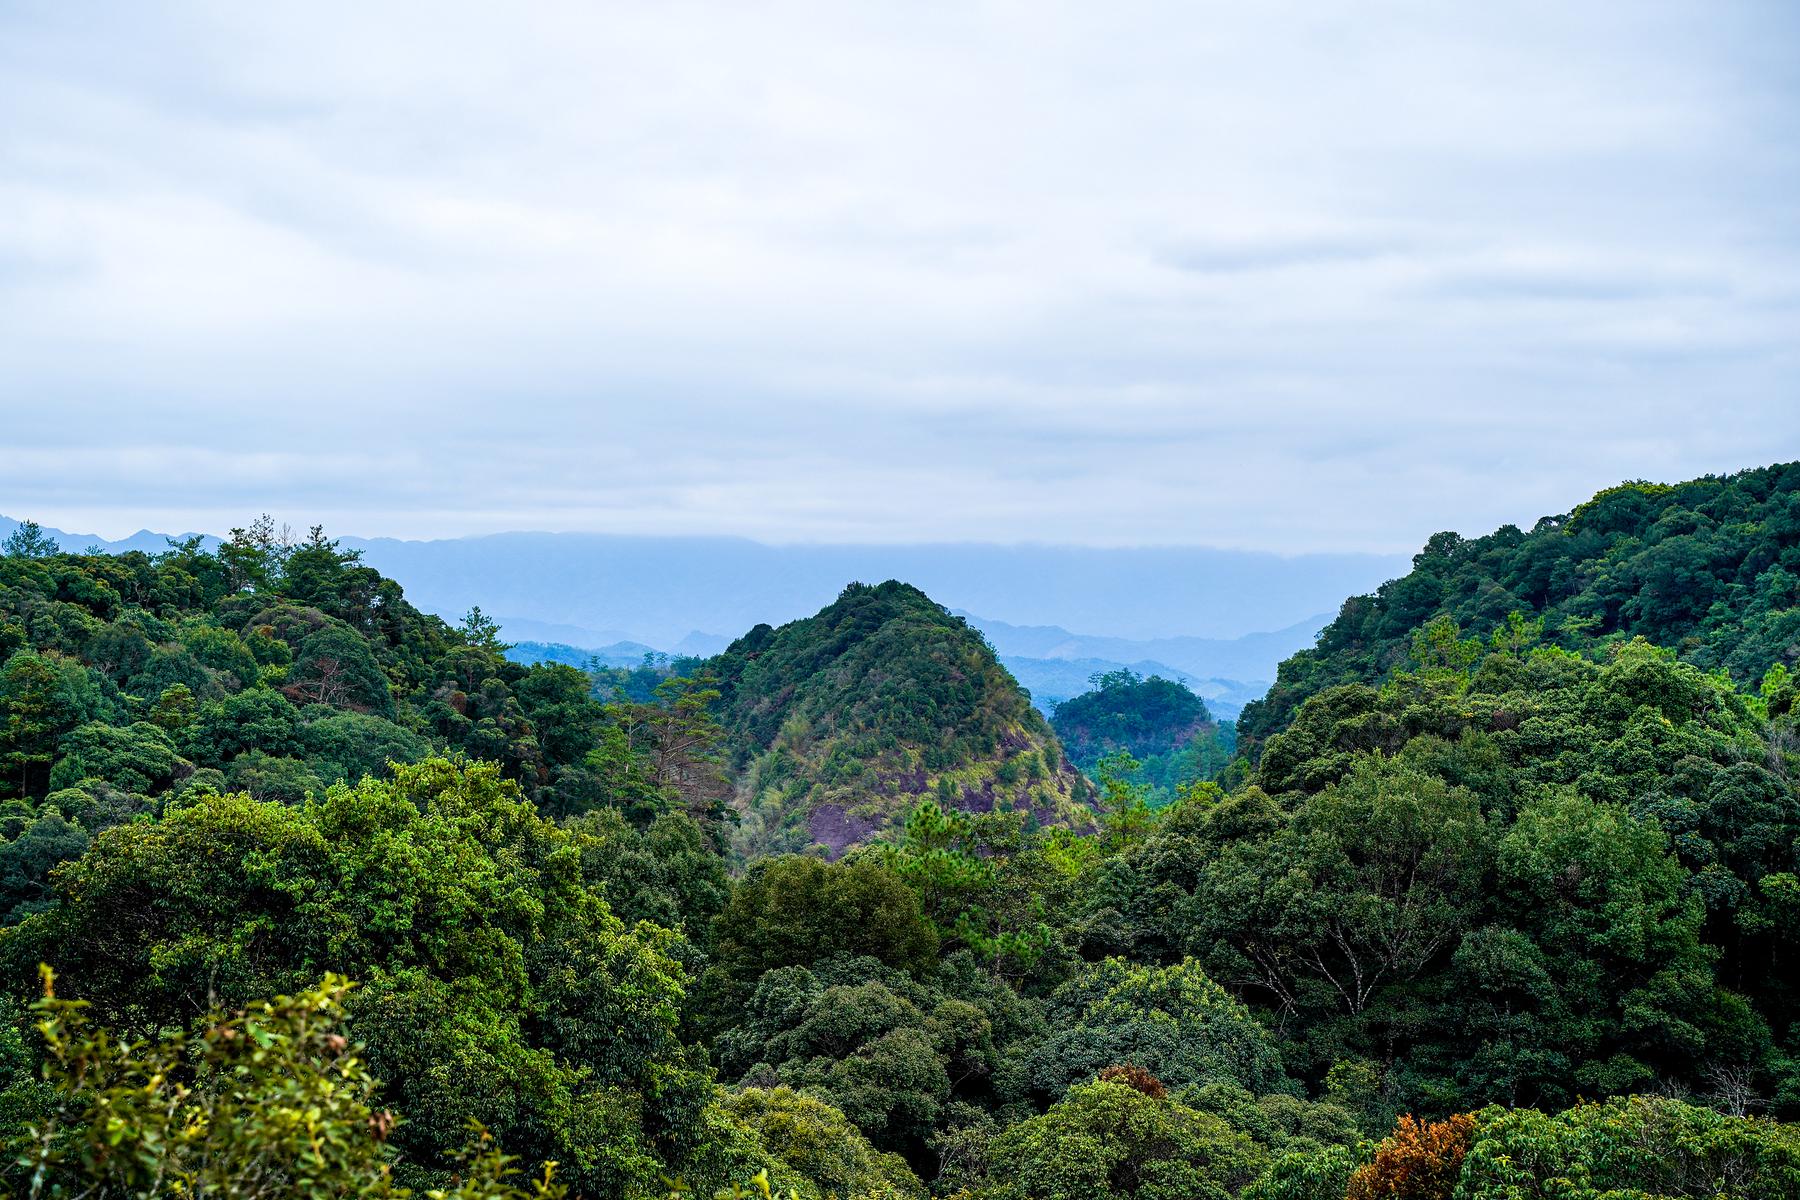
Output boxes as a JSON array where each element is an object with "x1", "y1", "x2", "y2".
[
  {"x1": 960, "y1": 612, "x2": 1330, "y2": 715},
  {"x1": 337, "y1": 532, "x2": 1402, "y2": 644},
  {"x1": 0, "y1": 517, "x2": 1404, "y2": 712}
]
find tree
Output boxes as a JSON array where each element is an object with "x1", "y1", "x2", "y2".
[
  {"x1": 225, "y1": 750, "x2": 326, "y2": 803},
  {"x1": 14, "y1": 967, "x2": 566, "y2": 1200},
  {"x1": 1492, "y1": 790, "x2": 1724, "y2": 1098},
  {"x1": 707, "y1": 856, "x2": 940, "y2": 1001},
  {"x1": 719, "y1": 1087, "x2": 926, "y2": 1199},
  {"x1": 149, "y1": 683, "x2": 198, "y2": 732},
  {"x1": 2, "y1": 521, "x2": 59, "y2": 560},
  {"x1": 1183, "y1": 756, "x2": 1490, "y2": 1027},
  {"x1": 219, "y1": 513, "x2": 292, "y2": 593},
  {"x1": 282, "y1": 526, "x2": 374, "y2": 616},
  {"x1": 1095, "y1": 751, "x2": 1159, "y2": 850},
  {"x1": 1343, "y1": 1113, "x2": 1475, "y2": 1200},
  {"x1": 1007, "y1": 958, "x2": 1289, "y2": 1107},
  {"x1": 180, "y1": 623, "x2": 261, "y2": 690},
  {"x1": 180, "y1": 687, "x2": 305, "y2": 765},
  {"x1": 0, "y1": 653, "x2": 103, "y2": 798},
  {"x1": 715, "y1": 966, "x2": 952, "y2": 1150},
  {"x1": 646, "y1": 673, "x2": 732, "y2": 826},
  {"x1": 876, "y1": 800, "x2": 1027, "y2": 963},
  {"x1": 287, "y1": 625, "x2": 394, "y2": 714},
  {"x1": 298, "y1": 709, "x2": 430, "y2": 785},
  {"x1": 1456, "y1": 1096, "x2": 1800, "y2": 1199},
  {"x1": 46, "y1": 720, "x2": 187, "y2": 795},
  {"x1": 976, "y1": 1078, "x2": 1265, "y2": 1200},
  {"x1": 0, "y1": 757, "x2": 715, "y2": 1197},
  {"x1": 582, "y1": 674, "x2": 732, "y2": 830},
  {"x1": 0, "y1": 814, "x2": 89, "y2": 925},
  {"x1": 564, "y1": 807, "x2": 730, "y2": 932},
  {"x1": 460, "y1": 606, "x2": 509, "y2": 654}
]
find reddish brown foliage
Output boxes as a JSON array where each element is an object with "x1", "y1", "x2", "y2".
[
  {"x1": 1097, "y1": 1064, "x2": 1167, "y2": 1100},
  {"x1": 1345, "y1": 1112, "x2": 1476, "y2": 1200}
]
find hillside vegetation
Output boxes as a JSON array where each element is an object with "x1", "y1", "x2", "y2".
[
  {"x1": 710, "y1": 581, "x2": 1088, "y2": 857},
  {"x1": 1050, "y1": 669, "x2": 1236, "y2": 799},
  {"x1": 1050, "y1": 670, "x2": 1211, "y2": 770},
  {"x1": 1240, "y1": 461, "x2": 1800, "y2": 752},
  {"x1": 0, "y1": 519, "x2": 737, "y2": 925},
  {"x1": 0, "y1": 463, "x2": 1798, "y2": 1200}
]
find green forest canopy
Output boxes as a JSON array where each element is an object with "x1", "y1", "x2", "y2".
[
  {"x1": 1239, "y1": 461, "x2": 1800, "y2": 753},
  {"x1": 0, "y1": 461, "x2": 1797, "y2": 1199}
]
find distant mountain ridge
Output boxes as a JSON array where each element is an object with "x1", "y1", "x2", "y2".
[
  {"x1": 337, "y1": 532, "x2": 1399, "y2": 646},
  {"x1": 0, "y1": 516, "x2": 218, "y2": 556},
  {"x1": 963, "y1": 611, "x2": 1326, "y2": 685},
  {"x1": 503, "y1": 612, "x2": 1324, "y2": 720},
  {"x1": 1, "y1": 514, "x2": 1396, "y2": 641},
  {"x1": 506, "y1": 640, "x2": 664, "y2": 671},
  {"x1": 955, "y1": 611, "x2": 1332, "y2": 718}
]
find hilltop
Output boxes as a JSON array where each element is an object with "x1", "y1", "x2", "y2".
[
  {"x1": 708, "y1": 581, "x2": 1089, "y2": 856},
  {"x1": 1050, "y1": 669, "x2": 1212, "y2": 770},
  {"x1": 1239, "y1": 461, "x2": 1800, "y2": 752}
]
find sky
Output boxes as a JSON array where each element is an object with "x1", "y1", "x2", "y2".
[{"x1": 1, "y1": 0, "x2": 1797, "y2": 553}]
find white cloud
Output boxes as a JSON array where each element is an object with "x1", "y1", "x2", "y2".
[{"x1": 0, "y1": 0, "x2": 1796, "y2": 550}]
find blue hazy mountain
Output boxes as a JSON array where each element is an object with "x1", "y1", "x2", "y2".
[
  {"x1": 503, "y1": 635, "x2": 1270, "y2": 719},
  {"x1": 337, "y1": 531, "x2": 1401, "y2": 647},
  {"x1": 960, "y1": 612, "x2": 1329, "y2": 684},
  {"x1": 481, "y1": 616, "x2": 645, "y2": 648},
  {"x1": 992, "y1": 656, "x2": 1268, "y2": 719},
  {"x1": 952, "y1": 612, "x2": 1332, "y2": 718},
  {"x1": 502, "y1": 608, "x2": 1321, "y2": 719},
  {"x1": 506, "y1": 640, "x2": 665, "y2": 670},
  {"x1": 0, "y1": 516, "x2": 219, "y2": 556}
]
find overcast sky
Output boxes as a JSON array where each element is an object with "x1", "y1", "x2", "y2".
[{"x1": 2, "y1": 1, "x2": 1796, "y2": 552}]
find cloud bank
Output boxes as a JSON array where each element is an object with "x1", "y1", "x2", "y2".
[{"x1": 1, "y1": 1, "x2": 1796, "y2": 551}]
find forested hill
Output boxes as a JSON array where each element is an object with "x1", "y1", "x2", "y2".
[
  {"x1": 0, "y1": 520, "x2": 747, "y2": 919},
  {"x1": 709, "y1": 580, "x2": 1089, "y2": 857},
  {"x1": 5, "y1": 499, "x2": 1800, "y2": 1200},
  {"x1": 0, "y1": 521, "x2": 1087, "y2": 876},
  {"x1": 1239, "y1": 461, "x2": 1800, "y2": 752},
  {"x1": 1051, "y1": 670, "x2": 1212, "y2": 771}
]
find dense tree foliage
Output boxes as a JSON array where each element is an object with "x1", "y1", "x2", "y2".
[
  {"x1": 716, "y1": 1087, "x2": 927, "y2": 1199},
  {"x1": 0, "y1": 759, "x2": 725, "y2": 1195},
  {"x1": 1241, "y1": 461, "x2": 1800, "y2": 753},
  {"x1": 0, "y1": 524, "x2": 735, "y2": 926},
  {"x1": 1050, "y1": 670, "x2": 1210, "y2": 770},
  {"x1": 1051, "y1": 670, "x2": 1236, "y2": 802},
  {"x1": 2, "y1": 468, "x2": 1799, "y2": 1198},
  {"x1": 710, "y1": 582, "x2": 1089, "y2": 859},
  {"x1": 972, "y1": 1076, "x2": 1267, "y2": 1200},
  {"x1": 11, "y1": 969, "x2": 568, "y2": 1200},
  {"x1": 1086, "y1": 639, "x2": 1800, "y2": 1115},
  {"x1": 1456, "y1": 1096, "x2": 1800, "y2": 1198}
]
